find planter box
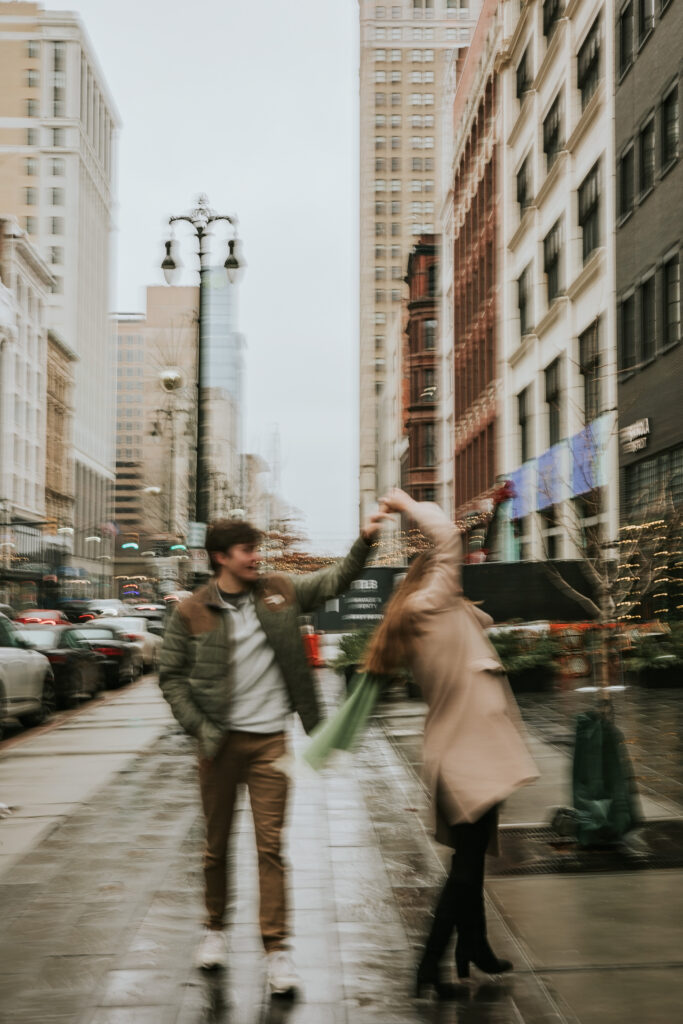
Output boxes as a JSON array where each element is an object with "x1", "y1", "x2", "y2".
[{"x1": 506, "y1": 666, "x2": 555, "y2": 693}]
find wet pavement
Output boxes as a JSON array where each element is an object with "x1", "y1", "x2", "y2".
[{"x1": 0, "y1": 670, "x2": 682, "y2": 1022}]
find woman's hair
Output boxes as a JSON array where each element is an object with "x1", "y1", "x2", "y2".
[{"x1": 363, "y1": 551, "x2": 432, "y2": 675}]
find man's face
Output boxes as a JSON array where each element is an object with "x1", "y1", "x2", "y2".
[{"x1": 214, "y1": 543, "x2": 261, "y2": 585}]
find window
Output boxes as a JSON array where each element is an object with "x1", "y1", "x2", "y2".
[
  {"x1": 411, "y1": 136, "x2": 422, "y2": 149},
  {"x1": 424, "y1": 157, "x2": 434, "y2": 170},
  {"x1": 423, "y1": 136, "x2": 434, "y2": 149},
  {"x1": 376, "y1": 158, "x2": 387, "y2": 171},
  {"x1": 375, "y1": 114, "x2": 387, "y2": 128},
  {"x1": 375, "y1": 312, "x2": 387, "y2": 325},
  {"x1": 391, "y1": 70, "x2": 402, "y2": 82},
  {"x1": 27, "y1": 40, "x2": 39, "y2": 58},
  {"x1": 26, "y1": 69, "x2": 39, "y2": 87},
  {"x1": 391, "y1": 136, "x2": 400, "y2": 149},
  {"x1": 375, "y1": 92, "x2": 386, "y2": 106},
  {"x1": 661, "y1": 85, "x2": 679, "y2": 168},
  {"x1": 26, "y1": 98, "x2": 38, "y2": 117},
  {"x1": 391, "y1": 92, "x2": 401, "y2": 106},
  {"x1": 390, "y1": 116, "x2": 402, "y2": 129},
  {"x1": 410, "y1": 93, "x2": 422, "y2": 106},
  {"x1": 375, "y1": 6, "x2": 386, "y2": 15},
  {"x1": 577, "y1": 16, "x2": 601, "y2": 111},
  {"x1": 52, "y1": 127, "x2": 66, "y2": 146},
  {"x1": 424, "y1": 179, "x2": 434, "y2": 192},
  {"x1": 375, "y1": 266, "x2": 386, "y2": 282},
  {"x1": 391, "y1": 49, "x2": 401, "y2": 61},
  {"x1": 619, "y1": 293, "x2": 636, "y2": 369},
  {"x1": 375, "y1": 201, "x2": 386, "y2": 215},
  {"x1": 411, "y1": 70, "x2": 422, "y2": 83},
  {"x1": 375, "y1": 135, "x2": 386, "y2": 150},
  {"x1": 53, "y1": 41, "x2": 65, "y2": 72},
  {"x1": 392, "y1": 266, "x2": 402, "y2": 279},
  {"x1": 639, "y1": 275, "x2": 656, "y2": 361},
  {"x1": 391, "y1": 222, "x2": 401, "y2": 236},
  {"x1": 391, "y1": 179, "x2": 400, "y2": 191},
  {"x1": 578, "y1": 161, "x2": 601, "y2": 263},
  {"x1": 424, "y1": 50, "x2": 434, "y2": 62},
  {"x1": 518, "y1": 265, "x2": 533, "y2": 336},
  {"x1": 375, "y1": 245, "x2": 386, "y2": 259},
  {"x1": 50, "y1": 187, "x2": 65, "y2": 206},
  {"x1": 637, "y1": 117, "x2": 656, "y2": 196},
  {"x1": 24, "y1": 216, "x2": 36, "y2": 235},
  {"x1": 543, "y1": 0, "x2": 564, "y2": 40},
  {"x1": 24, "y1": 187, "x2": 36, "y2": 205},
  {"x1": 412, "y1": 158, "x2": 423, "y2": 171},
  {"x1": 419, "y1": 321, "x2": 436, "y2": 356},
  {"x1": 26, "y1": 128, "x2": 38, "y2": 146},
  {"x1": 51, "y1": 276, "x2": 63, "y2": 295},
  {"x1": 391, "y1": 199, "x2": 401, "y2": 212},
  {"x1": 545, "y1": 358, "x2": 561, "y2": 446},
  {"x1": 516, "y1": 48, "x2": 532, "y2": 100},
  {"x1": 618, "y1": 3, "x2": 634, "y2": 78},
  {"x1": 618, "y1": 145, "x2": 635, "y2": 218},
  {"x1": 518, "y1": 388, "x2": 531, "y2": 463},
  {"x1": 543, "y1": 92, "x2": 564, "y2": 170},
  {"x1": 25, "y1": 158, "x2": 37, "y2": 176},
  {"x1": 543, "y1": 219, "x2": 563, "y2": 303},
  {"x1": 516, "y1": 155, "x2": 532, "y2": 212},
  {"x1": 423, "y1": 94, "x2": 434, "y2": 106},
  {"x1": 375, "y1": 179, "x2": 387, "y2": 192},
  {"x1": 392, "y1": 6, "x2": 401, "y2": 18},
  {"x1": 423, "y1": 424, "x2": 436, "y2": 467},
  {"x1": 411, "y1": 49, "x2": 422, "y2": 62},
  {"x1": 662, "y1": 255, "x2": 680, "y2": 346},
  {"x1": 637, "y1": 0, "x2": 654, "y2": 44},
  {"x1": 375, "y1": 289, "x2": 386, "y2": 304},
  {"x1": 50, "y1": 246, "x2": 63, "y2": 265},
  {"x1": 375, "y1": 222, "x2": 386, "y2": 236},
  {"x1": 375, "y1": 50, "x2": 387, "y2": 62},
  {"x1": 392, "y1": 246, "x2": 401, "y2": 259},
  {"x1": 579, "y1": 321, "x2": 600, "y2": 422},
  {"x1": 375, "y1": 70, "x2": 387, "y2": 83},
  {"x1": 391, "y1": 289, "x2": 401, "y2": 302}
]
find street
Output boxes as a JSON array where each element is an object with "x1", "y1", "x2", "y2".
[{"x1": 1, "y1": 670, "x2": 682, "y2": 1023}]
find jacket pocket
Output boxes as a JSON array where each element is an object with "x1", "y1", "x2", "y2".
[{"x1": 469, "y1": 656, "x2": 506, "y2": 675}]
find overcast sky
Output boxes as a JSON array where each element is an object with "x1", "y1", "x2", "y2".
[{"x1": 44, "y1": 0, "x2": 361, "y2": 554}]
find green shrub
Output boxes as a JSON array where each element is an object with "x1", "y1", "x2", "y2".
[{"x1": 487, "y1": 629, "x2": 560, "y2": 676}]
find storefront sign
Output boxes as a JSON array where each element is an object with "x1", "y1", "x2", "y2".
[{"x1": 620, "y1": 418, "x2": 650, "y2": 454}]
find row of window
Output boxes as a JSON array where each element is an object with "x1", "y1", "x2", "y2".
[
  {"x1": 375, "y1": 134, "x2": 434, "y2": 150},
  {"x1": 375, "y1": 266, "x2": 405, "y2": 280},
  {"x1": 374, "y1": 48, "x2": 435, "y2": 62},
  {"x1": 374, "y1": 70, "x2": 435, "y2": 83},
  {"x1": 375, "y1": 181, "x2": 435, "y2": 200},
  {"x1": 618, "y1": 254, "x2": 680, "y2": 369},
  {"x1": 22, "y1": 187, "x2": 65, "y2": 206},
  {"x1": 23, "y1": 157, "x2": 65, "y2": 176},
  {"x1": 375, "y1": 92, "x2": 435, "y2": 105},
  {"x1": 375, "y1": 221, "x2": 435, "y2": 237},
  {"x1": 25, "y1": 127, "x2": 68, "y2": 147},
  {"x1": 23, "y1": 216, "x2": 65, "y2": 235},
  {"x1": 618, "y1": 0, "x2": 674, "y2": 81},
  {"x1": 517, "y1": 13, "x2": 602, "y2": 115},
  {"x1": 375, "y1": 289, "x2": 404, "y2": 303},
  {"x1": 374, "y1": 24, "x2": 468, "y2": 41},
  {"x1": 617, "y1": 84, "x2": 679, "y2": 220}
]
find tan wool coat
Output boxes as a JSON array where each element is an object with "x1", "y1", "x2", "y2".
[{"x1": 404, "y1": 502, "x2": 539, "y2": 852}]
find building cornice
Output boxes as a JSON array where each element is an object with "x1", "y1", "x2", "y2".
[
  {"x1": 566, "y1": 81, "x2": 605, "y2": 155},
  {"x1": 1, "y1": 222, "x2": 53, "y2": 286},
  {"x1": 567, "y1": 247, "x2": 606, "y2": 302},
  {"x1": 535, "y1": 294, "x2": 569, "y2": 340},
  {"x1": 533, "y1": 149, "x2": 568, "y2": 209},
  {"x1": 533, "y1": 18, "x2": 568, "y2": 96},
  {"x1": 47, "y1": 327, "x2": 78, "y2": 362},
  {"x1": 507, "y1": 205, "x2": 536, "y2": 253},
  {"x1": 506, "y1": 89, "x2": 535, "y2": 150},
  {"x1": 509, "y1": 331, "x2": 539, "y2": 369}
]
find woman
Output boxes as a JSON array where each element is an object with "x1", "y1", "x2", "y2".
[{"x1": 364, "y1": 489, "x2": 538, "y2": 997}]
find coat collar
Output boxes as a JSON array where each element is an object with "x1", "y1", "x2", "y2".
[{"x1": 197, "y1": 576, "x2": 263, "y2": 611}]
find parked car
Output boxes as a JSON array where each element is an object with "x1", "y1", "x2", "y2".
[
  {"x1": 14, "y1": 609, "x2": 70, "y2": 626},
  {"x1": 70, "y1": 625, "x2": 143, "y2": 688},
  {"x1": 96, "y1": 616, "x2": 162, "y2": 671},
  {"x1": 56, "y1": 599, "x2": 97, "y2": 623},
  {"x1": 0, "y1": 603, "x2": 17, "y2": 620},
  {"x1": 15, "y1": 625, "x2": 106, "y2": 708},
  {"x1": 0, "y1": 614, "x2": 55, "y2": 736},
  {"x1": 84, "y1": 599, "x2": 129, "y2": 619}
]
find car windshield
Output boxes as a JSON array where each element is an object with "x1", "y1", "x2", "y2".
[
  {"x1": 19, "y1": 629, "x2": 59, "y2": 649},
  {"x1": 74, "y1": 628, "x2": 119, "y2": 641}
]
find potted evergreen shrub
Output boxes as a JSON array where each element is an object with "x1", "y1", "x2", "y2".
[{"x1": 487, "y1": 627, "x2": 559, "y2": 692}]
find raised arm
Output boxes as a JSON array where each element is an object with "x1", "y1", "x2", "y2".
[{"x1": 381, "y1": 488, "x2": 463, "y2": 609}]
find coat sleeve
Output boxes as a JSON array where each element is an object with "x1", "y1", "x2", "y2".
[
  {"x1": 158, "y1": 607, "x2": 206, "y2": 738},
  {"x1": 292, "y1": 535, "x2": 373, "y2": 613},
  {"x1": 406, "y1": 501, "x2": 463, "y2": 611}
]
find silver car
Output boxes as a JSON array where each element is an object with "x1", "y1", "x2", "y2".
[
  {"x1": 0, "y1": 613, "x2": 55, "y2": 737},
  {"x1": 95, "y1": 616, "x2": 162, "y2": 671}
]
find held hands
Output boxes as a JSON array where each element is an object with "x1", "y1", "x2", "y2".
[
  {"x1": 378, "y1": 487, "x2": 417, "y2": 517},
  {"x1": 360, "y1": 509, "x2": 390, "y2": 543}
]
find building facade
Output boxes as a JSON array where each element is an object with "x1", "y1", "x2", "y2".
[
  {"x1": 404, "y1": 234, "x2": 439, "y2": 501},
  {"x1": 497, "y1": 0, "x2": 619, "y2": 561},
  {"x1": 0, "y1": 1, "x2": 119, "y2": 589},
  {"x1": 358, "y1": 0, "x2": 480, "y2": 522},
  {"x1": 615, "y1": 0, "x2": 682, "y2": 528}
]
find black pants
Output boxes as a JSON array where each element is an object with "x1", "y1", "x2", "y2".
[{"x1": 421, "y1": 805, "x2": 497, "y2": 966}]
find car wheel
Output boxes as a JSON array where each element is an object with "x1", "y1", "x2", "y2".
[{"x1": 20, "y1": 676, "x2": 57, "y2": 727}]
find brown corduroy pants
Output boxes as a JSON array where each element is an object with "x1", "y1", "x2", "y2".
[{"x1": 197, "y1": 731, "x2": 289, "y2": 951}]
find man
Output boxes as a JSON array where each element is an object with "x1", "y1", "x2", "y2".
[{"x1": 158, "y1": 514, "x2": 383, "y2": 994}]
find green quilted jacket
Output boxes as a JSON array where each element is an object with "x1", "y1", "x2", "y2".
[{"x1": 158, "y1": 535, "x2": 372, "y2": 759}]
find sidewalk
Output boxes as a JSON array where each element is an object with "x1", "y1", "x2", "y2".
[{"x1": 0, "y1": 671, "x2": 681, "y2": 1023}]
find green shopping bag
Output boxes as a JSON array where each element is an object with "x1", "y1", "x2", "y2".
[
  {"x1": 572, "y1": 709, "x2": 641, "y2": 847},
  {"x1": 302, "y1": 672, "x2": 382, "y2": 772}
]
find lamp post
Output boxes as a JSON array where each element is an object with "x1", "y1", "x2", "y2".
[{"x1": 161, "y1": 195, "x2": 244, "y2": 529}]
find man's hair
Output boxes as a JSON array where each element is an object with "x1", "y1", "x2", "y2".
[{"x1": 205, "y1": 519, "x2": 263, "y2": 573}]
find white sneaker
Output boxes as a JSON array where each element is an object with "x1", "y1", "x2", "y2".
[
  {"x1": 194, "y1": 928, "x2": 228, "y2": 970},
  {"x1": 266, "y1": 950, "x2": 300, "y2": 996}
]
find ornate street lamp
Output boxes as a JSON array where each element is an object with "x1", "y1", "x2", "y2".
[{"x1": 160, "y1": 194, "x2": 245, "y2": 528}]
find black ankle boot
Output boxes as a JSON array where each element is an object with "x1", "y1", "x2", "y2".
[
  {"x1": 415, "y1": 958, "x2": 460, "y2": 1000},
  {"x1": 455, "y1": 936, "x2": 513, "y2": 980}
]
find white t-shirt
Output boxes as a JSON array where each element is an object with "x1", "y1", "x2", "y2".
[{"x1": 217, "y1": 589, "x2": 291, "y2": 733}]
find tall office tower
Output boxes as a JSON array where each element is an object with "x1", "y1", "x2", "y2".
[
  {"x1": 0, "y1": 2, "x2": 119, "y2": 587},
  {"x1": 358, "y1": 0, "x2": 479, "y2": 522}
]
